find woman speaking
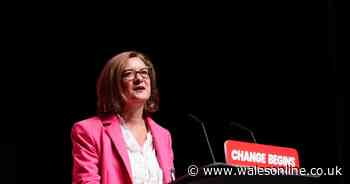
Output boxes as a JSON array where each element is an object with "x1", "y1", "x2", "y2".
[{"x1": 71, "y1": 51, "x2": 175, "y2": 184}]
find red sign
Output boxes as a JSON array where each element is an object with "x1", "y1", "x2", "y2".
[{"x1": 224, "y1": 140, "x2": 300, "y2": 168}]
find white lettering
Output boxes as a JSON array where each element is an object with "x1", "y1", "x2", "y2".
[
  {"x1": 231, "y1": 149, "x2": 266, "y2": 164},
  {"x1": 268, "y1": 154, "x2": 295, "y2": 167}
]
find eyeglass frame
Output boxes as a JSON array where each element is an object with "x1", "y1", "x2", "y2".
[{"x1": 121, "y1": 67, "x2": 151, "y2": 81}]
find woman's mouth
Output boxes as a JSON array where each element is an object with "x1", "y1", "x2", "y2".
[{"x1": 133, "y1": 86, "x2": 145, "y2": 91}]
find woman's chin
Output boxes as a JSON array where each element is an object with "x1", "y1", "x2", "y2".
[{"x1": 130, "y1": 95, "x2": 149, "y2": 103}]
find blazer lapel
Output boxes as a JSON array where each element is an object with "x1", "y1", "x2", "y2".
[
  {"x1": 102, "y1": 115, "x2": 133, "y2": 182},
  {"x1": 146, "y1": 117, "x2": 170, "y2": 183}
]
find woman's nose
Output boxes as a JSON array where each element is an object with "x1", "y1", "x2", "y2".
[{"x1": 133, "y1": 74, "x2": 142, "y2": 84}]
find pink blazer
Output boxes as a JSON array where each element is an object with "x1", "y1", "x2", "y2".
[{"x1": 71, "y1": 115, "x2": 174, "y2": 184}]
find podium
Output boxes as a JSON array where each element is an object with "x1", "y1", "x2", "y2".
[{"x1": 172, "y1": 163, "x2": 320, "y2": 184}]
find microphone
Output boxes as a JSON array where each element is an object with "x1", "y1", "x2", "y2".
[
  {"x1": 228, "y1": 121, "x2": 257, "y2": 143},
  {"x1": 188, "y1": 114, "x2": 217, "y2": 164}
]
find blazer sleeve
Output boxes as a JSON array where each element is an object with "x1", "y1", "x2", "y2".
[{"x1": 71, "y1": 123, "x2": 101, "y2": 184}]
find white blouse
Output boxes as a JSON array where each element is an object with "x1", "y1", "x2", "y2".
[{"x1": 120, "y1": 121, "x2": 163, "y2": 184}]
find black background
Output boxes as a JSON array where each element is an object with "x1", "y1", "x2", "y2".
[{"x1": 2, "y1": 0, "x2": 342, "y2": 184}]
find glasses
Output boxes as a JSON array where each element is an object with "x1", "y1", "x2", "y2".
[{"x1": 121, "y1": 67, "x2": 151, "y2": 80}]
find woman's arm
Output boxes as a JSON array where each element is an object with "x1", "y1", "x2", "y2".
[{"x1": 71, "y1": 124, "x2": 100, "y2": 184}]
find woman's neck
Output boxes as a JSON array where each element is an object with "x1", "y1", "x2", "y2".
[{"x1": 121, "y1": 103, "x2": 145, "y2": 126}]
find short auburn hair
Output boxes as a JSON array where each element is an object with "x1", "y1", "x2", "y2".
[{"x1": 96, "y1": 51, "x2": 159, "y2": 117}]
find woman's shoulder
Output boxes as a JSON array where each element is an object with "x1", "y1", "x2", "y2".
[{"x1": 71, "y1": 116, "x2": 103, "y2": 133}]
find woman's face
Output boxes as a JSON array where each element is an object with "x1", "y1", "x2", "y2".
[{"x1": 121, "y1": 57, "x2": 151, "y2": 105}]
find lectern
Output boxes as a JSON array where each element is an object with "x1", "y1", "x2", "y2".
[{"x1": 182, "y1": 115, "x2": 321, "y2": 184}]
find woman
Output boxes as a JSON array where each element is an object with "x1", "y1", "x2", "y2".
[{"x1": 71, "y1": 51, "x2": 175, "y2": 184}]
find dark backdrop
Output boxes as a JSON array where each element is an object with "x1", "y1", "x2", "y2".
[{"x1": 11, "y1": 1, "x2": 342, "y2": 184}]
